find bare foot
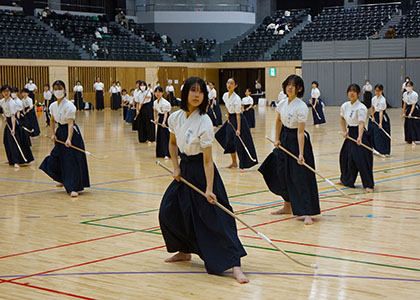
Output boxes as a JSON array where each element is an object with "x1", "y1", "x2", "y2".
[
  {"x1": 56, "y1": 183, "x2": 64, "y2": 188},
  {"x1": 14, "y1": 163, "x2": 20, "y2": 169},
  {"x1": 365, "y1": 187, "x2": 374, "y2": 193},
  {"x1": 233, "y1": 266, "x2": 249, "y2": 284},
  {"x1": 315, "y1": 124, "x2": 320, "y2": 128},
  {"x1": 271, "y1": 202, "x2": 292, "y2": 215},
  {"x1": 304, "y1": 216, "x2": 313, "y2": 225},
  {"x1": 164, "y1": 252, "x2": 191, "y2": 263},
  {"x1": 164, "y1": 156, "x2": 169, "y2": 160},
  {"x1": 70, "y1": 191, "x2": 78, "y2": 198},
  {"x1": 240, "y1": 168, "x2": 246, "y2": 173},
  {"x1": 412, "y1": 142, "x2": 416, "y2": 147},
  {"x1": 147, "y1": 141, "x2": 152, "y2": 145},
  {"x1": 227, "y1": 162, "x2": 238, "y2": 169}
]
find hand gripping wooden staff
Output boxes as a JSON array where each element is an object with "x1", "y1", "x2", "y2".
[
  {"x1": 225, "y1": 115, "x2": 257, "y2": 163},
  {"x1": 156, "y1": 160, "x2": 318, "y2": 269},
  {"x1": 265, "y1": 136, "x2": 348, "y2": 197},
  {"x1": 369, "y1": 116, "x2": 392, "y2": 140},
  {"x1": 47, "y1": 136, "x2": 108, "y2": 160},
  {"x1": 339, "y1": 133, "x2": 386, "y2": 159}
]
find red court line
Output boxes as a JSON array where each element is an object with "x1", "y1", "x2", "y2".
[
  {"x1": 0, "y1": 231, "x2": 135, "y2": 260},
  {"x1": 238, "y1": 199, "x2": 373, "y2": 230},
  {"x1": 240, "y1": 235, "x2": 420, "y2": 261},
  {"x1": 0, "y1": 279, "x2": 96, "y2": 300},
  {"x1": 0, "y1": 245, "x2": 165, "y2": 284}
]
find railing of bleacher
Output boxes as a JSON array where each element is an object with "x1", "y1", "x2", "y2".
[
  {"x1": 136, "y1": 3, "x2": 254, "y2": 12},
  {"x1": 33, "y1": 0, "x2": 105, "y2": 13}
]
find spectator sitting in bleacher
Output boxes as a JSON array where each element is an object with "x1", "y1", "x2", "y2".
[
  {"x1": 91, "y1": 41, "x2": 99, "y2": 57},
  {"x1": 117, "y1": 11, "x2": 129, "y2": 28},
  {"x1": 385, "y1": 26, "x2": 396, "y2": 38},
  {"x1": 370, "y1": 31, "x2": 379, "y2": 39}
]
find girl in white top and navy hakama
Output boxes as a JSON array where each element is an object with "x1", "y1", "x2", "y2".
[
  {"x1": 109, "y1": 81, "x2": 119, "y2": 110},
  {"x1": 339, "y1": 84, "x2": 374, "y2": 193},
  {"x1": 310, "y1": 81, "x2": 326, "y2": 127},
  {"x1": 135, "y1": 81, "x2": 155, "y2": 143},
  {"x1": 73, "y1": 81, "x2": 84, "y2": 111},
  {"x1": 1, "y1": 85, "x2": 34, "y2": 168},
  {"x1": 258, "y1": 75, "x2": 320, "y2": 225},
  {"x1": 116, "y1": 81, "x2": 122, "y2": 109},
  {"x1": 153, "y1": 86, "x2": 171, "y2": 159},
  {"x1": 207, "y1": 81, "x2": 222, "y2": 127},
  {"x1": 215, "y1": 78, "x2": 258, "y2": 170},
  {"x1": 39, "y1": 80, "x2": 90, "y2": 198},
  {"x1": 158, "y1": 77, "x2": 248, "y2": 284},
  {"x1": 93, "y1": 77, "x2": 104, "y2": 110},
  {"x1": 43, "y1": 84, "x2": 53, "y2": 126},
  {"x1": 166, "y1": 82, "x2": 175, "y2": 106},
  {"x1": 11, "y1": 87, "x2": 23, "y2": 121},
  {"x1": 121, "y1": 89, "x2": 129, "y2": 120},
  {"x1": 21, "y1": 88, "x2": 40, "y2": 137},
  {"x1": 402, "y1": 81, "x2": 420, "y2": 145},
  {"x1": 241, "y1": 88, "x2": 255, "y2": 129},
  {"x1": 24, "y1": 78, "x2": 37, "y2": 102},
  {"x1": 369, "y1": 84, "x2": 391, "y2": 155},
  {"x1": 125, "y1": 89, "x2": 136, "y2": 124},
  {"x1": 362, "y1": 80, "x2": 373, "y2": 109}
]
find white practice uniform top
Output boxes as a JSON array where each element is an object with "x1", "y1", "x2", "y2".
[
  {"x1": 241, "y1": 96, "x2": 253, "y2": 106},
  {"x1": 128, "y1": 95, "x2": 134, "y2": 105},
  {"x1": 73, "y1": 85, "x2": 83, "y2": 93},
  {"x1": 208, "y1": 88, "x2": 217, "y2": 100},
  {"x1": 311, "y1": 88, "x2": 320, "y2": 99},
  {"x1": 122, "y1": 94, "x2": 130, "y2": 103},
  {"x1": 49, "y1": 98, "x2": 76, "y2": 125},
  {"x1": 168, "y1": 109, "x2": 213, "y2": 156},
  {"x1": 13, "y1": 97, "x2": 23, "y2": 111},
  {"x1": 223, "y1": 92, "x2": 242, "y2": 114},
  {"x1": 0, "y1": 98, "x2": 17, "y2": 117},
  {"x1": 403, "y1": 91, "x2": 418, "y2": 105},
  {"x1": 25, "y1": 83, "x2": 37, "y2": 92},
  {"x1": 278, "y1": 91, "x2": 287, "y2": 103},
  {"x1": 94, "y1": 82, "x2": 104, "y2": 91},
  {"x1": 153, "y1": 98, "x2": 171, "y2": 114},
  {"x1": 109, "y1": 86, "x2": 118, "y2": 94},
  {"x1": 276, "y1": 98, "x2": 308, "y2": 128},
  {"x1": 135, "y1": 89, "x2": 152, "y2": 104},
  {"x1": 371, "y1": 95, "x2": 387, "y2": 112},
  {"x1": 363, "y1": 83, "x2": 373, "y2": 93},
  {"x1": 340, "y1": 100, "x2": 368, "y2": 126},
  {"x1": 402, "y1": 82, "x2": 408, "y2": 91},
  {"x1": 44, "y1": 90, "x2": 52, "y2": 101},
  {"x1": 116, "y1": 86, "x2": 121, "y2": 93},
  {"x1": 166, "y1": 85, "x2": 174, "y2": 93},
  {"x1": 22, "y1": 97, "x2": 33, "y2": 109}
]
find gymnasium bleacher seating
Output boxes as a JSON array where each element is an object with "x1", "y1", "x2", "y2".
[
  {"x1": 395, "y1": 2, "x2": 420, "y2": 38},
  {"x1": 222, "y1": 9, "x2": 308, "y2": 62},
  {"x1": 42, "y1": 13, "x2": 162, "y2": 61},
  {"x1": 127, "y1": 22, "x2": 217, "y2": 62},
  {"x1": 0, "y1": 9, "x2": 80, "y2": 60},
  {"x1": 271, "y1": 3, "x2": 400, "y2": 61}
]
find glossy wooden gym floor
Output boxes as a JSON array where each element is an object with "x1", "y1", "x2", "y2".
[{"x1": 0, "y1": 105, "x2": 419, "y2": 299}]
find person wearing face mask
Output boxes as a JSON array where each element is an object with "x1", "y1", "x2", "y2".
[
  {"x1": 24, "y1": 78, "x2": 37, "y2": 102},
  {"x1": 158, "y1": 77, "x2": 249, "y2": 284},
  {"x1": 166, "y1": 81, "x2": 175, "y2": 106},
  {"x1": 93, "y1": 77, "x2": 104, "y2": 110},
  {"x1": 339, "y1": 84, "x2": 374, "y2": 193},
  {"x1": 369, "y1": 84, "x2": 391, "y2": 156},
  {"x1": 73, "y1": 81, "x2": 84, "y2": 111},
  {"x1": 215, "y1": 78, "x2": 258, "y2": 171},
  {"x1": 401, "y1": 77, "x2": 411, "y2": 107},
  {"x1": 11, "y1": 87, "x2": 23, "y2": 120},
  {"x1": 39, "y1": 80, "x2": 90, "y2": 198},
  {"x1": 402, "y1": 81, "x2": 420, "y2": 146},
  {"x1": 134, "y1": 81, "x2": 155, "y2": 144},
  {"x1": 21, "y1": 88, "x2": 40, "y2": 137},
  {"x1": 362, "y1": 80, "x2": 373, "y2": 109},
  {"x1": 258, "y1": 75, "x2": 320, "y2": 225},
  {"x1": 0, "y1": 85, "x2": 34, "y2": 168},
  {"x1": 109, "y1": 81, "x2": 119, "y2": 110}
]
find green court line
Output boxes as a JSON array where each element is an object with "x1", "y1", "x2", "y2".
[
  {"x1": 229, "y1": 190, "x2": 268, "y2": 198},
  {"x1": 235, "y1": 204, "x2": 283, "y2": 215},
  {"x1": 243, "y1": 244, "x2": 420, "y2": 272},
  {"x1": 80, "y1": 208, "x2": 159, "y2": 224},
  {"x1": 81, "y1": 220, "x2": 420, "y2": 273}
]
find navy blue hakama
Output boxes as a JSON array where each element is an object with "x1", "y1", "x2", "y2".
[
  {"x1": 22, "y1": 108, "x2": 40, "y2": 137},
  {"x1": 3, "y1": 117, "x2": 34, "y2": 165},
  {"x1": 136, "y1": 102, "x2": 156, "y2": 143},
  {"x1": 404, "y1": 104, "x2": 420, "y2": 143},
  {"x1": 74, "y1": 92, "x2": 84, "y2": 111},
  {"x1": 258, "y1": 127, "x2": 320, "y2": 216},
  {"x1": 159, "y1": 153, "x2": 247, "y2": 274},
  {"x1": 95, "y1": 91, "x2": 104, "y2": 110},
  {"x1": 368, "y1": 111, "x2": 391, "y2": 155},
  {"x1": 339, "y1": 126, "x2": 374, "y2": 189},
  {"x1": 215, "y1": 113, "x2": 258, "y2": 169},
  {"x1": 207, "y1": 99, "x2": 223, "y2": 127},
  {"x1": 39, "y1": 123, "x2": 90, "y2": 194},
  {"x1": 126, "y1": 108, "x2": 135, "y2": 124},
  {"x1": 242, "y1": 104, "x2": 255, "y2": 128},
  {"x1": 156, "y1": 113, "x2": 170, "y2": 158},
  {"x1": 311, "y1": 98, "x2": 326, "y2": 125}
]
